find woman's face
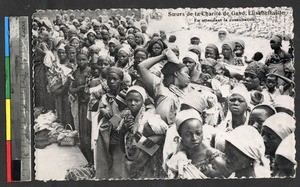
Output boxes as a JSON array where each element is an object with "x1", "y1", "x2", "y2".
[
  {"x1": 261, "y1": 126, "x2": 282, "y2": 156},
  {"x1": 77, "y1": 54, "x2": 89, "y2": 69},
  {"x1": 224, "y1": 141, "x2": 253, "y2": 172},
  {"x1": 183, "y1": 58, "x2": 196, "y2": 73},
  {"x1": 151, "y1": 43, "x2": 163, "y2": 56},
  {"x1": 70, "y1": 39, "x2": 80, "y2": 49},
  {"x1": 190, "y1": 37, "x2": 200, "y2": 45},
  {"x1": 222, "y1": 44, "x2": 232, "y2": 59},
  {"x1": 98, "y1": 59, "x2": 111, "y2": 75},
  {"x1": 117, "y1": 50, "x2": 129, "y2": 65},
  {"x1": 107, "y1": 72, "x2": 122, "y2": 91},
  {"x1": 218, "y1": 31, "x2": 227, "y2": 41},
  {"x1": 67, "y1": 48, "x2": 77, "y2": 62},
  {"x1": 205, "y1": 47, "x2": 217, "y2": 60},
  {"x1": 134, "y1": 51, "x2": 147, "y2": 65},
  {"x1": 243, "y1": 72, "x2": 260, "y2": 91},
  {"x1": 178, "y1": 118, "x2": 203, "y2": 150},
  {"x1": 228, "y1": 94, "x2": 248, "y2": 115},
  {"x1": 126, "y1": 91, "x2": 144, "y2": 115},
  {"x1": 202, "y1": 64, "x2": 215, "y2": 76},
  {"x1": 127, "y1": 35, "x2": 136, "y2": 45},
  {"x1": 135, "y1": 34, "x2": 143, "y2": 45},
  {"x1": 87, "y1": 33, "x2": 96, "y2": 43},
  {"x1": 108, "y1": 43, "x2": 117, "y2": 54},
  {"x1": 176, "y1": 67, "x2": 190, "y2": 89},
  {"x1": 248, "y1": 108, "x2": 271, "y2": 133},
  {"x1": 57, "y1": 49, "x2": 67, "y2": 61},
  {"x1": 234, "y1": 42, "x2": 244, "y2": 56}
]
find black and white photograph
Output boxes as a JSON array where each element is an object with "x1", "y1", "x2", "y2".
[{"x1": 31, "y1": 7, "x2": 296, "y2": 181}]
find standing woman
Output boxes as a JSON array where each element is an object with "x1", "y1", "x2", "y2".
[
  {"x1": 119, "y1": 86, "x2": 168, "y2": 179},
  {"x1": 51, "y1": 44, "x2": 74, "y2": 128},
  {"x1": 138, "y1": 50, "x2": 192, "y2": 125},
  {"x1": 224, "y1": 125, "x2": 271, "y2": 178},
  {"x1": 95, "y1": 67, "x2": 129, "y2": 179}
]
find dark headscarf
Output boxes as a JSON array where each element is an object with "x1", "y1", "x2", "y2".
[
  {"x1": 205, "y1": 44, "x2": 219, "y2": 59},
  {"x1": 107, "y1": 67, "x2": 124, "y2": 80},
  {"x1": 245, "y1": 61, "x2": 269, "y2": 83},
  {"x1": 161, "y1": 62, "x2": 186, "y2": 87},
  {"x1": 147, "y1": 37, "x2": 168, "y2": 54}
]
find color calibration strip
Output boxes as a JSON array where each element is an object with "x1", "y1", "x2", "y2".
[{"x1": 5, "y1": 17, "x2": 12, "y2": 183}]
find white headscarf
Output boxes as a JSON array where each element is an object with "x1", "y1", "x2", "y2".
[
  {"x1": 225, "y1": 125, "x2": 271, "y2": 178},
  {"x1": 263, "y1": 112, "x2": 295, "y2": 140},
  {"x1": 175, "y1": 109, "x2": 202, "y2": 130},
  {"x1": 275, "y1": 133, "x2": 296, "y2": 165}
]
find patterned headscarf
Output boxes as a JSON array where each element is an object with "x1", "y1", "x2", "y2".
[{"x1": 245, "y1": 61, "x2": 269, "y2": 83}]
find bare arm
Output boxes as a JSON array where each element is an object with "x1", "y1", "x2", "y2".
[{"x1": 138, "y1": 54, "x2": 166, "y2": 95}]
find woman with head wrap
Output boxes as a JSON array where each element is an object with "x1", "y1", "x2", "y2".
[
  {"x1": 218, "y1": 86, "x2": 250, "y2": 132},
  {"x1": 261, "y1": 112, "x2": 295, "y2": 159},
  {"x1": 221, "y1": 42, "x2": 244, "y2": 66},
  {"x1": 134, "y1": 32, "x2": 145, "y2": 47},
  {"x1": 233, "y1": 39, "x2": 245, "y2": 58},
  {"x1": 165, "y1": 109, "x2": 230, "y2": 179},
  {"x1": 49, "y1": 44, "x2": 74, "y2": 129},
  {"x1": 95, "y1": 67, "x2": 130, "y2": 179},
  {"x1": 243, "y1": 61, "x2": 268, "y2": 91},
  {"x1": 205, "y1": 44, "x2": 220, "y2": 61},
  {"x1": 224, "y1": 125, "x2": 271, "y2": 178},
  {"x1": 116, "y1": 46, "x2": 133, "y2": 71},
  {"x1": 273, "y1": 133, "x2": 296, "y2": 177},
  {"x1": 248, "y1": 104, "x2": 276, "y2": 133},
  {"x1": 265, "y1": 35, "x2": 294, "y2": 84},
  {"x1": 138, "y1": 49, "x2": 192, "y2": 125},
  {"x1": 273, "y1": 95, "x2": 294, "y2": 116},
  {"x1": 69, "y1": 36, "x2": 81, "y2": 53},
  {"x1": 188, "y1": 45, "x2": 202, "y2": 62},
  {"x1": 117, "y1": 86, "x2": 168, "y2": 178},
  {"x1": 126, "y1": 33, "x2": 137, "y2": 49},
  {"x1": 108, "y1": 38, "x2": 120, "y2": 59},
  {"x1": 182, "y1": 51, "x2": 201, "y2": 83},
  {"x1": 147, "y1": 37, "x2": 168, "y2": 57}
]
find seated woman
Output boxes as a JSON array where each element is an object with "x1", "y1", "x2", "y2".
[
  {"x1": 221, "y1": 42, "x2": 244, "y2": 66},
  {"x1": 248, "y1": 104, "x2": 276, "y2": 133},
  {"x1": 166, "y1": 109, "x2": 230, "y2": 179},
  {"x1": 272, "y1": 133, "x2": 296, "y2": 177},
  {"x1": 119, "y1": 86, "x2": 168, "y2": 179},
  {"x1": 261, "y1": 112, "x2": 295, "y2": 168},
  {"x1": 224, "y1": 125, "x2": 271, "y2": 178}
]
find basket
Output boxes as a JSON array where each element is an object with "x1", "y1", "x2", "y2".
[{"x1": 57, "y1": 124, "x2": 78, "y2": 146}]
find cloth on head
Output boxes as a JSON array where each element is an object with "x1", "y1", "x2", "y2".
[
  {"x1": 190, "y1": 33, "x2": 201, "y2": 41},
  {"x1": 86, "y1": 29, "x2": 97, "y2": 36},
  {"x1": 181, "y1": 90, "x2": 208, "y2": 114},
  {"x1": 89, "y1": 44, "x2": 101, "y2": 53},
  {"x1": 134, "y1": 32, "x2": 145, "y2": 43},
  {"x1": 222, "y1": 42, "x2": 235, "y2": 52},
  {"x1": 127, "y1": 85, "x2": 147, "y2": 102},
  {"x1": 133, "y1": 47, "x2": 149, "y2": 57},
  {"x1": 188, "y1": 45, "x2": 202, "y2": 54},
  {"x1": 205, "y1": 44, "x2": 219, "y2": 57},
  {"x1": 147, "y1": 37, "x2": 168, "y2": 54},
  {"x1": 65, "y1": 45, "x2": 76, "y2": 52},
  {"x1": 108, "y1": 38, "x2": 121, "y2": 46},
  {"x1": 116, "y1": 89, "x2": 127, "y2": 106},
  {"x1": 263, "y1": 112, "x2": 295, "y2": 140},
  {"x1": 273, "y1": 95, "x2": 294, "y2": 113},
  {"x1": 251, "y1": 104, "x2": 276, "y2": 115},
  {"x1": 107, "y1": 67, "x2": 124, "y2": 80},
  {"x1": 118, "y1": 46, "x2": 131, "y2": 55},
  {"x1": 57, "y1": 43, "x2": 66, "y2": 51},
  {"x1": 234, "y1": 39, "x2": 245, "y2": 49},
  {"x1": 202, "y1": 58, "x2": 217, "y2": 68},
  {"x1": 230, "y1": 85, "x2": 251, "y2": 108},
  {"x1": 182, "y1": 51, "x2": 199, "y2": 65},
  {"x1": 245, "y1": 61, "x2": 269, "y2": 82},
  {"x1": 225, "y1": 125, "x2": 270, "y2": 178},
  {"x1": 271, "y1": 35, "x2": 282, "y2": 45},
  {"x1": 275, "y1": 133, "x2": 296, "y2": 165},
  {"x1": 53, "y1": 37, "x2": 64, "y2": 48},
  {"x1": 161, "y1": 62, "x2": 186, "y2": 76},
  {"x1": 175, "y1": 109, "x2": 202, "y2": 131},
  {"x1": 218, "y1": 28, "x2": 228, "y2": 35},
  {"x1": 69, "y1": 36, "x2": 80, "y2": 43}
]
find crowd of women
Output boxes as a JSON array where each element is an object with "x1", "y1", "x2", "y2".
[{"x1": 32, "y1": 11, "x2": 296, "y2": 180}]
